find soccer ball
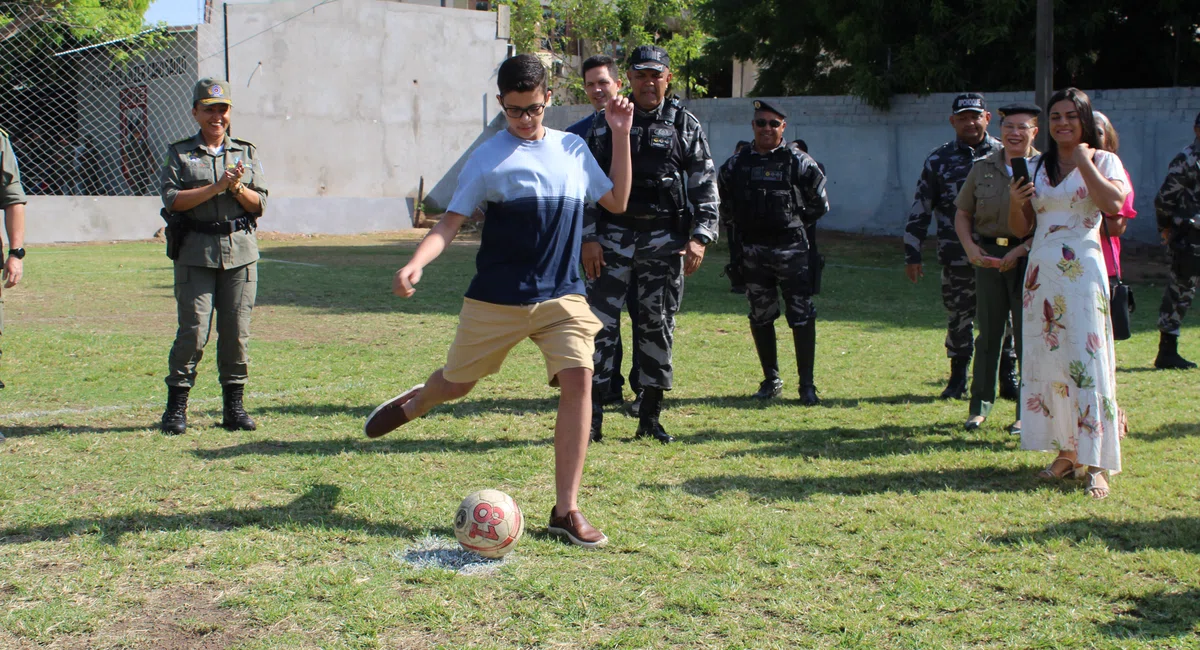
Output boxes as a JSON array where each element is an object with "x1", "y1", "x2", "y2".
[{"x1": 453, "y1": 489, "x2": 524, "y2": 559}]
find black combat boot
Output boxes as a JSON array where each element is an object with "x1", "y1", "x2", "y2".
[
  {"x1": 998, "y1": 354, "x2": 1020, "y2": 400},
  {"x1": 1154, "y1": 332, "x2": 1197, "y2": 370},
  {"x1": 750, "y1": 324, "x2": 783, "y2": 399},
  {"x1": 793, "y1": 321, "x2": 820, "y2": 406},
  {"x1": 160, "y1": 386, "x2": 189, "y2": 435},
  {"x1": 940, "y1": 356, "x2": 970, "y2": 400},
  {"x1": 589, "y1": 400, "x2": 603, "y2": 443},
  {"x1": 221, "y1": 384, "x2": 257, "y2": 431},
  {"x1": 634, "y1": 387, "x2": 673, "y2": 443}
]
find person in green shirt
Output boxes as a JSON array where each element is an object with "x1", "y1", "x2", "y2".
[
  {"x1": 158, "y1": 78, "x2": 268, "y2": 435},
  {"x1": 1, "y1": 125, "x2": 28, "y2": 441}
]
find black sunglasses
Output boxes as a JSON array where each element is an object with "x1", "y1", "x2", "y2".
[
  {"x1": 754, "y1": 118, "x2": 783, "y2": 128},
  {"x1": 503, "y1": 103, "x2": 547, "y2": 119}
]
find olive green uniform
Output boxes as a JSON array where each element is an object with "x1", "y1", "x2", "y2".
[
  {"x1": 160, "y1": 133, "x2": 268, "y2": 388},
  {"x1": 1, "y1": 128, "x2": 29, "y2": 379},
  {"x1": 955, "y1": 148, "x2": 1026, "y2": 419}
]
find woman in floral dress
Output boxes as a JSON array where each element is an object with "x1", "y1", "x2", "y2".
[{"x1": 1007, "y1": 88, "x2": 1129, "y2": 499}]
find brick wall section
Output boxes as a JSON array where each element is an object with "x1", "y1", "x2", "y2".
[{"x1": 547, "y1": 88, "x2": 1200, "y2": 245}]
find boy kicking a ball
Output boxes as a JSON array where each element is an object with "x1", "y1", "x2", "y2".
[{"x1": 364, "y1": 54, "x2": 633, "y2": 548}]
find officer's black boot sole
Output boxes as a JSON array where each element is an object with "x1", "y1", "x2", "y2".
[{"x1": 1154, "y1": 332, "x2": 1198, "y2": 370}]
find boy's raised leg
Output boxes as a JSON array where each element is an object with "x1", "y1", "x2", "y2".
[{"x1": 364, "y1": 368, "x2": 475, "y2": 438}]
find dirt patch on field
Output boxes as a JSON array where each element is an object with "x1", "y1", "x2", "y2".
[{"x1": 92, "y1": 586, "x2": 257, "y2": 650}]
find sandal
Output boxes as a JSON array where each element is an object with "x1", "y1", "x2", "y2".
[
  {"x1": 1037, "y1": 456, "x2": 1081, "y2": 480},
  {"x1": 1084, "y1": 469, "x2": 1110, "y2": 500}
]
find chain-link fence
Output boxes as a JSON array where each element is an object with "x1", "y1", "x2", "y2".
[{"x1": 0, "y1": 2, "x2": 226, "y2": 197}]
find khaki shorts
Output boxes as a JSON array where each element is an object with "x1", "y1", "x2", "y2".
[{"x1": 443, "y1": 294, "x2": 602, "y2": 386}]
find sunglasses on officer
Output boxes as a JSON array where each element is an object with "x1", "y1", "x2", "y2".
[
  {"x1": 502, "y1": 103, "x2": 547, "y2": 119},
  {"x1": 754, "y1": 118, "x2": 783, "y2": 128}
]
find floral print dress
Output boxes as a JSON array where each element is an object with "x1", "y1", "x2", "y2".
[{"x1": 1020, "y1": 151, "x2": 1126, "y2": 473}]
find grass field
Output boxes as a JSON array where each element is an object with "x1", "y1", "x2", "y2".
[{"x1": 0, "y1": 232, "x2": 1197, "y2": 649}]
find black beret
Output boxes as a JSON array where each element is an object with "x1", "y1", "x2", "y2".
[
  {"x1": 752, "y1": 100, "x2": 786, "y2": 119},
  {"x1": 998, "y1": 102, "x2": 1042, "y2": 118}
]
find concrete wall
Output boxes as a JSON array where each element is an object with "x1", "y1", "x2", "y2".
[
  {"x1": 545, "y1": 88, "x2": 1200, "y2": 245},
  {"x1": 24, "y1": 0, "x2": 508, "y2": 243}
]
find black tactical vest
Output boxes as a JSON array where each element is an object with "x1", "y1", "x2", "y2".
[
  {"x1": 730, "y1": 144, "x2": 804, "y2": 237},
  {"x1": 591, "y1": 98, "x2": 688, "y2": 222}
]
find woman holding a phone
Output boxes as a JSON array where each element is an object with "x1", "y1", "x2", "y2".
[
  {"x1": 953, "y1": 102, "x2": 1041, "y2": 433},
  {"x1": 1007, "y1": 88, "x2": 1128, "y2": 500},
  {"x1": 158, "y1": 78, "x2": 268, "y2": 436}
]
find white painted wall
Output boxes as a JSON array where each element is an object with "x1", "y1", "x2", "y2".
[{"x1": 546, "y1": 87, "x2": 1200, "y2": 245}]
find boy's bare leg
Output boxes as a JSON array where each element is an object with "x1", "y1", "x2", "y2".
[
  {"x1": 553, "y1": 366, "x2": 592, "y2": 513},
  {"x1": 404, "y1": 368, "x2": 476, "y2": 420}
]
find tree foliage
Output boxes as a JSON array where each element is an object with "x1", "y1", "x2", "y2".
[
  {"x1": 698, "y1": 0, "x2": 1200, "y2": 108},
  {"x1": 498, "y1": 0, "x2": 713, "y2": 103}
]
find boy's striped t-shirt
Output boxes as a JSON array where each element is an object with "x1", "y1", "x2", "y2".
[{"x1": 447, "y1": 128, "x2": 613, "y2": 306}]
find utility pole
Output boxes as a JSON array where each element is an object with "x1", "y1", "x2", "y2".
[{"x1": 1034, "y1": 0, "x2": 1053, "y2": 151}]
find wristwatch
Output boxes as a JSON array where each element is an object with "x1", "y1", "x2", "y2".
[
  {"x1": 691, "y1": 233, "x2": 713, "y2": 246},
  {"x1": 7, "y1": 248, "x2": 25, "y2": 260}
]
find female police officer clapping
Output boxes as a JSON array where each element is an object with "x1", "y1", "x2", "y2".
[{"x1": 159, "y1": 78, "x2": 268, "y2": 434}]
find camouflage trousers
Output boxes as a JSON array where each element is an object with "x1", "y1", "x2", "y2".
[
  {"x1": 587, "y1": 225, "x2": 687, "y2": 392},
  {"x1": 743, "y1": 238, "x2": 814, "y2": 328},
  {"x1": 941, "y1": 264, "x2": 1016, "y2": 360},
  {"x1": 1157, "y1": 250, "x2": 1200, "y2": 336}
]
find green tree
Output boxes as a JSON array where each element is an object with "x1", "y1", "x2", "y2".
[{"x1": 699, "y1": 0, "x2": 1200, "y2": 108}]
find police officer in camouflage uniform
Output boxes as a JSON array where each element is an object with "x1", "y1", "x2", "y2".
[
  {"x1": 904, "y1": 93, "x2": 1017, "y2": 400},
  {"x1": 719, "y1": 101, "x2": 829, "y2": 404},
  {"x1": 582, "y1": 45, "x2": 720, "y2": 444},
  {"x1": 1152, "y1": 110, "x2": 1200, "y2": 370},
  {"x1": 159, "y1": 79, "x2": 268, "y2": 434},
  {"x1": 0, "y1": 125, "x2": 28, "y2": 442}
]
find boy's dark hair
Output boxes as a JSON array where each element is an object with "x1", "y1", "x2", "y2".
[
  {"x1": 498, "y1": 54, "x2": 548, "y2": 96},
  {"x1": 581, "y1": 55, "x2": 618, "y2": 81}
]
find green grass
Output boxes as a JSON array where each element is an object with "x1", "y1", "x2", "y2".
[{"x1": 1, "y1": 232, "x2": 1197, "y2": 649}]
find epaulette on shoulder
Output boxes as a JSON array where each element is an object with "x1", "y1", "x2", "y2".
[
  {"x1": 231, "y1": 137, "x2": 255, "y2": 148},
  {"x1": 170, "y1": 136, "x2": 194, "y2": 147}
]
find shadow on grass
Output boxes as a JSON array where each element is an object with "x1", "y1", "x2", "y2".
[
  {"x1": 641, "y1": 466, "x2": 1052, "y2": 501},
  {"x1": 990, "y1": 516, "x2": 1200, "y2": 554},
  {"x1": 688, "y1": 423, "x2": 1014, "y2": 461},
  {"x1": 1130, "y1": 421, "x2": 1200, "y2": 442},
  {"x1": 0, "y1": 423, "x2": 154, "y2": 438},
  {"x1": 193, "y1": 435, "x2": 551, "y2": 460},
  {"x1": 252, "y1": 397, "x2": 561, "y2": 420},
  {"x1": 0, "y1": 484, "x2": 446, "y2": 546},
  {"x1": 1099, "y1": 589, "x2": 1200, "y2": 640}
]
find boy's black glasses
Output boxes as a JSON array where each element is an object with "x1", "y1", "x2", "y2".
[
  {"x1": 754, "y1": 119, "x2": 783, "y2": 128},
  {"x1": 503, "y1": 103, "x2": 547, "y2": 119}
]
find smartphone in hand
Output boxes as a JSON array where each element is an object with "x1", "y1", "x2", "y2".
[{"x1": 1011, "y1": 157, "x2": 1030, "y2": 185}]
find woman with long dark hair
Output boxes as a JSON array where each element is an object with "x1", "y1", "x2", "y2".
[{"x1": 1007, "y1": 88, "x2": 1128, "y2": 499}]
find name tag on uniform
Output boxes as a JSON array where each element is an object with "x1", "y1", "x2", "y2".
[
  {"x1": 648, "y1": 126, "x2": 674, "y2": 150},
  {"x1": 750, "y1": 167, "x2": 784, "y2": 182}
]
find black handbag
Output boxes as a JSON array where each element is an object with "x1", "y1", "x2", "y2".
[{"x1": 1102, "y1": 219, "x2": 1134, "y2": 341}]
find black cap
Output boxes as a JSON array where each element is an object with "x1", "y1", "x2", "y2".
[
  {"x1": 952, "y1": 92, "x2": 986, "y2": 114},
  {"x1": 752, "y1": 99, "x2": 786, "y2": 119},
  {"x1": 629, "y1": 45, "x2": 670, "y2": 72},
  {"x1": 998, "y1": 102, "x2": 1041, "y2": 119}
]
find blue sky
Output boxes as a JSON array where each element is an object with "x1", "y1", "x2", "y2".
[{"x1": 143, "y1": 0, "x2": 205, "y2": 27}]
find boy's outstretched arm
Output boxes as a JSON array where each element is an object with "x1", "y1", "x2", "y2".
[
  {"x1": 393, "y1": 211, "x2": 469, "y2": 297},
  {"x1": 597, "y1": 96, "x2": 634, "y2": 214}
]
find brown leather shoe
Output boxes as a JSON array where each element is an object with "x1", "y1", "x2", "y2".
[
  {"x1": 363, "y1": 384, "x2": 423, "y2": 438},
  {"x1": 547, "y1": 507, "x2": 608, "y2": 548}
]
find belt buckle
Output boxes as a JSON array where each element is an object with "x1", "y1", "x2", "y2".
[{"x1": 995, "y1": 237, "x2": 1010, "y2": 247}]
